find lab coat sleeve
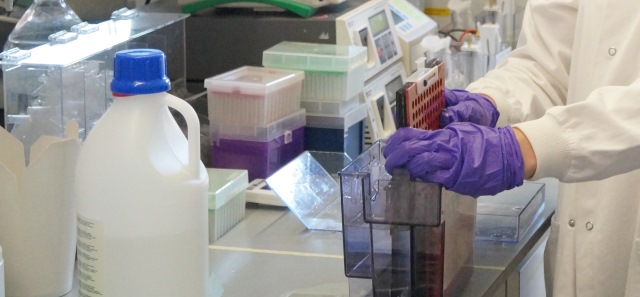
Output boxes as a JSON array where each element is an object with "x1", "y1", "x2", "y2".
[
  {"x1": 515, "y1": 82, "x2": 640, "y2": 182},
  {"x1": 466, "y1": 0, "x2": 578, "y2": 127},
  {"x1": 467, "y1": 0, "x2": 640, "y2": 182}
]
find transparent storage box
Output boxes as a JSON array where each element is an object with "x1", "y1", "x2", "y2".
[
  {"x1": 262, "y1": 41, "x2": 366, "y2": 102},
  {"x1": 301, "y1": 95, "x2": 359, "y2": 116},
  {"x1": 207, "y1": 168, "x2": 248, "y2": 243},
  {"x1": 1, "y1": 9, "x2": 188, "y2": 155},
  {"x1": 339, "y1": 141, "x2": 475, "y2": 297},
  {"x1": 210, "y1": 108, "x2": 306, "y2": 142},
  {"x1": 205, "y1": 66, "x2": 304, "y2": 126},
  {"x1": 339, "y1": 140, "x2": 441, "y2": 278},
  {"x1": 475, "y1": 182, "x2": 545, "y2": 243},
  {"x1": 210, "y1": 109, "x2": 306, "y2": 181},
  {"x1": 304, "y1": 102, "x2": 368, "y2": 160},
  {"x1": 305, "y1": 102, "x2": 368, "y2": 130}
]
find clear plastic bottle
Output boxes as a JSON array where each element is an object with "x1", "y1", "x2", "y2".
[
  {"x1": 4, "y1": 0, "x2": 82, "y2": 51},
  {"x1": 75, "y1": 49, "x2": 209, "y2": 297}
]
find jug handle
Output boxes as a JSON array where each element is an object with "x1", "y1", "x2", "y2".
[{"x1": 165, "y1": 95, "x2": 201, "y2": 178}]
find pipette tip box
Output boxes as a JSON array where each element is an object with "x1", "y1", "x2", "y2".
[
  {"x1": 205, "y1": 66, "x2": 304, "y2": 126},
  {"x1": 262, "y1": 41, "x2": 366, "y2": 102},
  {"x1": 300, "y1": 95, "x2": 360, "y2": 116},
  {"x1": 207, "y1": 168, "x2": 248, "y2": 243},
  {"x1": 304, "y1": 101, "x2": 367, "y2": 160},
  {"x1": 210, "y1": 109, "x2": 306, "y2": 181}
]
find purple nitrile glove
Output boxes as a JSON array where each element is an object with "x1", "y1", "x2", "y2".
[
  {"x1": 383, "y1": 123, "x2": 524, "y2": 197},
  {"x1": 440, "y1": 89, "x2": 500, "y2": 128}
]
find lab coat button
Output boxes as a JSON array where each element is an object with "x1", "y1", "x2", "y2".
[
  {"x1": 568, "y1": 219, "x2": 575, "y2": 227},
  {"x1": 608, "y1": 47, "x2": 617, "y2": 56},
  {"x1": 586, "y1": 222, "x2": 594, "y2": 230}
]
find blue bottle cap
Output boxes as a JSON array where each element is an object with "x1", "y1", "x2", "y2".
[{"x1": 111, "y1": 49, "x2": 171, "y2": 95}]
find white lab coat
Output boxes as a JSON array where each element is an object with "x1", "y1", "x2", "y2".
[{"x1": 466, "y1": 0, "x2": 640, "y2": 296}]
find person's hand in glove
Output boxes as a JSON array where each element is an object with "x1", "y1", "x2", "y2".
[
  {"x1": 383, "y1": 123, "x2": 524, "y2": 197},
  {"x1": 440, "y1": 89, "x2": 500, "y2": 128}
]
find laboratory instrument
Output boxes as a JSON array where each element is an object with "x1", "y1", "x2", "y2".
[
  {"x1": 4, "y1": 0, "x2": 82, "y2": 51},
  {"x1": 362, "y1": 61, "x2": 406, "y2": 146},
  {"x1": 1, "y1": 8, "x2": 188, "y2": 160},
  {"x1": 184, "y1": 0, "x2": 407, "y2": 85},
  {"x1": 476, "y1": 181, "x2": 545, "y2": 242},
  {"x1": 185, "y1": 0, "x2": 368, "y2": 81},
  {"x1": 207, "y1": 168, "x2": 248, "y2": 243},
  {"x1": 387, "y1": 0, "x2": 438, "y2": 74},
  {"x1": 336, "y1": 0, "x2": 402, "y2": 82},
  {"x1": 362, "y1": 59, "x2": 409, "y2": 146},
  {"x1": 262, "y1": 41, "x2": 367, "y2": 103},
  {"x1": 75, "y1": 49, "x2": 209, "y2": 297},
  {"x1": 206, "y1": 66, "x2": 306, "y2": 181},
  {"x1": 335, "y1": 0, "x2": 414, "y2": 146},
  {"x1": 340, "y1": 141, "x2": 475, "y2": 296}
]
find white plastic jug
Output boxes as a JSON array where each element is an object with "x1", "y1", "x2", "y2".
[{"x1": 75, "y1": 49, "x2": 209, "y2": 297}]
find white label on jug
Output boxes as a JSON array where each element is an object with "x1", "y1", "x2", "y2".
[{"x1": 77, "y1": 215, "x2": 105, "y2": 297}]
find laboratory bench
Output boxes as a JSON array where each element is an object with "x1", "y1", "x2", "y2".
[
  {"x1": 62, "y1": 178, "x2": 557, "y2": 297},
  {"x1": 206, "y1": 179, "x2": 557, "y2": 297}
]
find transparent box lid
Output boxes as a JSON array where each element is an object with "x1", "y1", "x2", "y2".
[
  {"x1": 211, "y1": 108, "x2": 306, "y2": 142},
  {"x1": 1, "y1": 11, "x2": 188, "y2": 67},
  {"x1": 204, "y1": 66, "x2": 304, "y2": 96},
  {"x1": 305, "y1": 102, "x2": 368, "y2": 130},
  {"x1": 301, "y1": 95, "x2": 360, "y2": 116},
  {"x1": 263, "y1": 41, "x2": 367, "y2": 73},
  {"x1": 476, "y1": 182, "x2": 545, "y2": 242},
  {"x1": 265, "y1": 151, "x2": 344, "y2": 232}
]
